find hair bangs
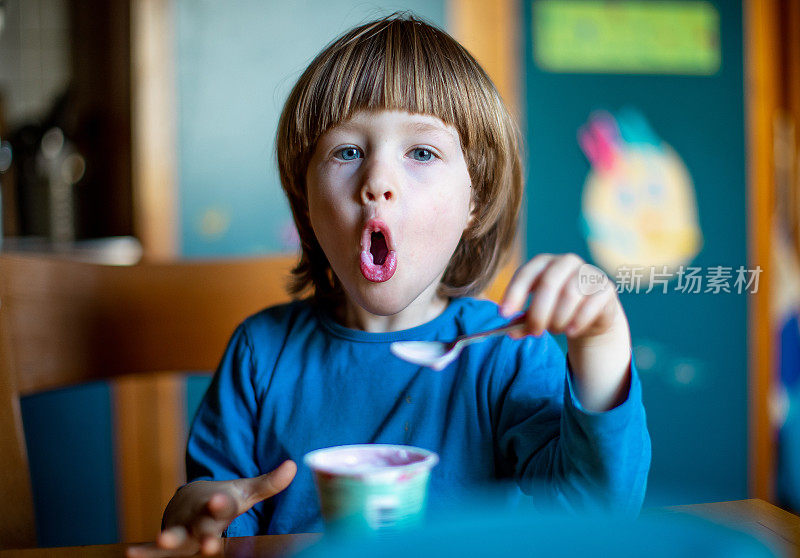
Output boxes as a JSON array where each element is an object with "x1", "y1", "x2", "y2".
[{"x1": 300, "y1": 18, "x2": 472, "y2": 153}]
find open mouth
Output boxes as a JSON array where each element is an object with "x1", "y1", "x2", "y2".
[
  {"x1": 360, "y1": 219, "x2": 397, "y2": 282},
  {"x1": 370, "y1": 231, "x2": 389, "y2": 265}
]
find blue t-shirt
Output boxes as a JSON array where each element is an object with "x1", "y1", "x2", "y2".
[{"x1": 186, "y1": 297, "x2": 651, "y2": 535}]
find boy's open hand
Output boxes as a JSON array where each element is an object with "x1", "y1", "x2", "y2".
[
  {"x1": 500, "y1": 253, "x2": 632, "y2": 412},
  {"x1": 126, "y1": 460, "x2": 297, "y2": 558}
]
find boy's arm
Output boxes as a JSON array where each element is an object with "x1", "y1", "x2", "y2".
[
  {"x1": 493, "y1": 333, "x2": 650, "y2": 517},
  {"x1": 496, "y1": 253, "x2": 651, "y2": 516},
  {"x1": 183, "y1": 322, "x2": 273, "y2": 534}
]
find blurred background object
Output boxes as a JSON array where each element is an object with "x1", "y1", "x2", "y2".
[
  {"x1": 0, "y1": 0, "x2": 798, "y2": 551},
  {"x1": 0, "y1": 0, "x2": 132, "y2": 244}
]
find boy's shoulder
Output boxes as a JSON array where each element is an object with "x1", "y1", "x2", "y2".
[{"x1": 450, "y1": 296, "x2": 507, "y2": 330}]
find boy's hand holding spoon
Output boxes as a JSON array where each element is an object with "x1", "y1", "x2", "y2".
[
  {"x1": 500, "y1": 253, "x2": 632, "y2": 413},
  {"x1": 392, "y1": 253, "x2": 631, "y2": 413}
]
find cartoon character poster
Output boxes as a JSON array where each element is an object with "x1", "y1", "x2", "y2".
[{"x1": 578, "y1": 108, "x2": 703, "y2": 283}]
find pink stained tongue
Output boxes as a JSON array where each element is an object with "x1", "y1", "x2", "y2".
[
  {"x1": 360, "y1": 229, "x2": 397, "y2": 282},
  {"x1": 360, "y1": 249, "x2": 397, "y2": 282}
]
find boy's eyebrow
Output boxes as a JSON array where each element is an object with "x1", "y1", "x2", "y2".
[
  {"x1": 405, "y1": 122, "x2": 462, "y2": 145},
  {"x1": 330, "y1": 120, "x2": 457, "y2": 141},
  {"x1": 405, "y1": 121, "x2": 455, "y2": 137}
]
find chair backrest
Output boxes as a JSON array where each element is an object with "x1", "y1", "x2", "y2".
[{"x1": 0, "y1": 253, "x2": 295, "y2": 549}]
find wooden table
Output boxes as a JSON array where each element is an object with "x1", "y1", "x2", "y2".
[
  {"x1": 651, "y1": 499, "x2": 800, "y2": 557},
  {"x1": 1, "y1": 499, "x2": 797, "y2": 557},
  {"x1": 0, "y1": 533, "x2": 322, "y2": 558}
]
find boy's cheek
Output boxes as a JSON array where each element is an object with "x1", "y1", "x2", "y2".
[
  {"x1": 309, "y1": 193, "x2": 357, "y2": 227},
  {"x1": 423, "y1": 197, "x2": 472, "y2": 233}
]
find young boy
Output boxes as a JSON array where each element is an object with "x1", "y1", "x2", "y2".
[{"x1": 129, "y1": 13, "x2": 650, "y2": 558}]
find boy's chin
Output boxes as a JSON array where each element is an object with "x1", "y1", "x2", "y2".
[
  {"x1": 353, "y1": 287, "x2": 414, "y2": 317},
  {"x1": 345, "y1": 280, "x2": 431, "y2": 318},
  {"x1": 350, "y1": 280, "x2": 447, "y2": 324}
]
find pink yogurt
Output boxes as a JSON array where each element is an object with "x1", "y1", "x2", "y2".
[{"x1": 304, "y1": 444, "x2": 438, "y2": 478}]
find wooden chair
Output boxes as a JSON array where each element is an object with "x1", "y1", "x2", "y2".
[{"x1": 0, "y1": 252, "x2": 295, "y2": 549}]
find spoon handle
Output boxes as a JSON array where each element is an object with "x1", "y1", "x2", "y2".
[{"x1": 458, "y1": 315, "x2": 527, "y2": 346}]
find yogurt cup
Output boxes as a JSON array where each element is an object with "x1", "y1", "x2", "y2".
[{"x1": 304, "y1": 444, "x2": 439, "y2": 534}]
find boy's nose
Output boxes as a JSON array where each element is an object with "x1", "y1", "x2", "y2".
[
  {"x1": 360, "y1": 181, "x2": 395, "y2": 203},
  {"x1": 359, "y1": 169, "x2": 396, "y2": 204}
]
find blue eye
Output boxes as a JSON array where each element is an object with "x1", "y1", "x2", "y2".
[
  {"x1": 411, "y1": 148, "x2": 434, "y2": 161},
  {"x1": 336, "y1": 147, "x2": 362, "y2": 161}
]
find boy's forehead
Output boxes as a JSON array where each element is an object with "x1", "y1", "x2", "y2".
[{"x1": 328, "y1": 110, "x2": 458, "y2": 138}]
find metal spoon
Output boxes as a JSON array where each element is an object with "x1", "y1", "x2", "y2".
[{"x1": 390, "y1": 316, "x2": 527, "y2": 370}]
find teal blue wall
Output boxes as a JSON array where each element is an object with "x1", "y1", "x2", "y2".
[{"x1": 523, "y1": 0, "x2": 748, "y2": 506}]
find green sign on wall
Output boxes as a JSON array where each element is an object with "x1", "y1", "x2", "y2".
[{"x1": 533, "y1": 0, "x2": 720, "y2": 75}]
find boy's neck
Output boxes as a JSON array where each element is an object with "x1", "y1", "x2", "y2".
[{"x1": 338, "y1": 292, "x2": 450, "y2": 333}]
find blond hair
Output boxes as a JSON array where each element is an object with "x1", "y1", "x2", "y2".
[{"x1": 276, "y1": 12, "x2": 522, "y2": 303}]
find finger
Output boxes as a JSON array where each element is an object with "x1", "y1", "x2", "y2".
[
  {"x1": 238, "y1": 460, "x2": 298, "y2": 510},
  {"x1": 199, "y1": 535, "x2": 223, "y2": 556},
  {"x1": 191, "y1": 515, "x2": 222, "y2": 540},
  {"x1": 206, "y1": 491, "x2": 238, "y2": 521},
  {"x1": 524, "y1": 255, "x2": 584, "y2": 336},
  {"x1": 158, "y1": 526, "x2": 188, "y2": 549},
  {"x1": 500, "y1": 254, "x2": 555, "y2": 317},
  {"x1": 158, "y1": 527, "x2": 201, "y2": 557},
  {"x1": 565, "y1": 287, "x2": 615, "y2": 338},
  {"x1": 125, "y1": 527, "x2": 199, "y2": 558},
  {"x1": 549, "y1": 269, "x2": 585, "y2": 334}
]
